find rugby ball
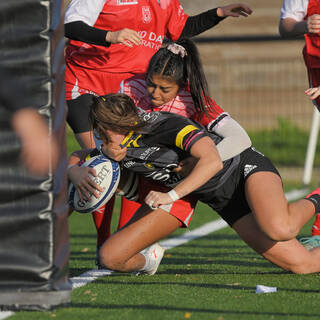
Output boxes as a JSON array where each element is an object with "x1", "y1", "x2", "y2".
[{"x1": 69, "y1": 155, "x2": 120, "y2": 213}]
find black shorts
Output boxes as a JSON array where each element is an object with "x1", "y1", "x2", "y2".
[
  {"x1": 203, "y1": 147, "x2": 281, "y2": 226},
  {"x1": 66, "y1": 94, "x2": 95, "y2": 134}
]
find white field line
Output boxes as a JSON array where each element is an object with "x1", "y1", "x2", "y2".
[
  {"x1": 0, "y1": 312, "x2": 13, "y2": 320},
  {"x1": 0, "y1": 188, "x2": 309, "y2": 319}
]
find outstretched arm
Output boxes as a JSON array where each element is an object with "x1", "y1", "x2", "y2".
[
  {"x1": 179, "y1": 3, "x2": 252, "y2": 39},
  {"x1": 64, "y1": 0, "x2": 141, "y2": 47},
  {"x1": 65, "y1": 22, "x2": 141, "y2": 48}
]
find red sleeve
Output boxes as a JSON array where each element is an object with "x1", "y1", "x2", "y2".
[
  {"x1": 165, "y1": 0, "x2": 189, "y2": 41},
  {"x1": 192, "y1": 98, "x2": 225, "y2": 127}
]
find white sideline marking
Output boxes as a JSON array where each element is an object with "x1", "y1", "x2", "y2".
[
  {"x1": 285, "y1": 187, "x2": 309, "y2": 202},
  {"x1": 160, "y1": 219, "x2": 228, "y2": 250},
  {"x1": 0, "y1": 188, "x2": 309, "y2": 318},
  {"x1": 0, "y1": 312, "x2": 13, "y2": 320}
]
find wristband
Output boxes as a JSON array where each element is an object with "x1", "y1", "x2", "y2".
[{"x1": 168, "y1": 189, "x2": 180, "y2": 202}]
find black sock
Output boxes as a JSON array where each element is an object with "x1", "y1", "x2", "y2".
[{"x1": 305, "y1": 194, "x2": 320, "y2": 214}]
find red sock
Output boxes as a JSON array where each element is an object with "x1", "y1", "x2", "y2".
[
  {"x1": 117, "y1": 197, "x2": 141, "y2": 229},
  {"x1": 91, "y1": 195, "x2": 115, "y2": 247},
  {"x1": 312, "y1": 213, "x2": 320, "y2": 236}
]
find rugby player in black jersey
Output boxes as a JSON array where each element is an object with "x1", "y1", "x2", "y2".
[{"x1": 68, "y1": 93, "x2": 320, "y2": 275}]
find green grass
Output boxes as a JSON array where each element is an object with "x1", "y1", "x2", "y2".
[
  {"x1": 248, "y1": 117, "x2": 320, "y2": 167},
  {"x1": 8, "y1": 126, "x2": 320, "y2": 320},
  {"x1": 9, "y1": 201, "x2": 319, "y2": 320}
]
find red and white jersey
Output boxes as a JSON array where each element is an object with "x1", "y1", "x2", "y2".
[
  {"x1": 65, "y1": 0, "x2": 188, "y2": 74},
  {"x1": 280, "y1": 0, "x2": 320, "y2": 68},
  {"x1": 304, "y1": 0, "x2": 320, "y2": 68},
  {"x1": 120, "y1": 74, "x2": 228, "y2": 129},
  {"x1": 280, "y1": 0, "x2": 308, "y2": 21}
]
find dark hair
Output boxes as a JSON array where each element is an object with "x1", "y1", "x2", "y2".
[
  {"x1": 89, "y1": 93, "x2": 146, "y2": 143},
  {"x1": 146, "y1": 38, "x2": 213, "y2": 116}
]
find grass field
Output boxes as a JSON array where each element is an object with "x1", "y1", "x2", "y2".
[{"x1": 6, "y1": 199, "x2": 319, "y2": 320}]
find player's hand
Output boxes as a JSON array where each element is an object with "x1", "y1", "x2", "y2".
[
  {"x1": 145, "y1": 191, "x2": 173, "y2": 210},
  {"x1": 68, "y1": 165, "x2": 103, "y2": 201},
  {"x1": 101, "y1": 143, "x2": 127, "y2": 161},
  {"x1": 217, "y1": 3, "x2": 252, "y2": 18},
  {"x1": 307, "y1": 14, "x2": 320, "y2": 34},
  {"x1": 173, "y1": 157, "x2": 198, "y2": 177},
  {"x1": 106, "y1": 28, "x2": 141, "y2": 47},
  {"x1": 305, "y1": 86, "x2": 320, "y2": 100}
]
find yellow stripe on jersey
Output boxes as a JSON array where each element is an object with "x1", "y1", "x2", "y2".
[
  {"x1": 121, "y1": 131, "x2": 135, "y2": 146},
  {"x1": 175, "y1": 125, "x2": 199, "y2": 149},
  {"x1": 121, "y1": 131, "x2": 141, "y2": 148}
]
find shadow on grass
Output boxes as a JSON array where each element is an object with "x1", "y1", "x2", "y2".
[{"x1": 69, "y1": 301, "x2": 319, "y2": 318}]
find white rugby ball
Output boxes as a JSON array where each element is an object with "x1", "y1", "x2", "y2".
[{"x1": 69, "y1": 154, "x2": 120, "y2": 213}]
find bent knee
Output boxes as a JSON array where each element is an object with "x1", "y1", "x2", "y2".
[
  {"x1": 99, "y1": 247, "x2": 126, "y2": 271},
  {"x1": 263, "y1": 225, "x2": 299, "y2": 242},
  {"x1": 286, "y1": 262, "x2": 314, "y2": 274}
]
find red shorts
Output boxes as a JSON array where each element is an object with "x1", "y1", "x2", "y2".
[
  {"x1": 65, "y1": 61, "x2": 135, "y2": 100},
  {"x1": 136, "y1": 177, "x2": 197, "y2": 228},
  {"x1": 307, "y1": 67, "x2": 320, "y2": 110}
]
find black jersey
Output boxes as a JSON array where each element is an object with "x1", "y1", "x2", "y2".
[{"x1": 118, "y1": 111, "x2": 240, "y2": 197}]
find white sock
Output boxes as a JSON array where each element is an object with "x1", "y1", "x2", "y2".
[{"x1": 139, "y1": 251, "x2": 154, "y2": 272}]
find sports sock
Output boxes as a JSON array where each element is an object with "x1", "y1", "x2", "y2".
[
  {"x1": 312, "y1": 213, "x2": 320, "y2": 236},
  {"x1": 91, "y1": 195, "x2": 115, "y2": 247},
  {"x1": 305, "y1": 194, "x2": 320, "y2": 214},
  {"x1": 139, "y1": 250, "x2": 154, "y2": 272}
]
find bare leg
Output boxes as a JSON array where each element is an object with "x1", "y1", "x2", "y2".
[
  {"x1": 99, "y1": 204, "x2": 181, "y2": 272},
  {"x1": 245, "y1": 172, "x2": 315, "y2": 241},
  {"x1": 233, "y1": 213, "x2": 320, "y2": 274}
]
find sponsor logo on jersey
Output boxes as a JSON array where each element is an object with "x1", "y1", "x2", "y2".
[
  {"x1": 117, "y1": 0, "x2": 138, "y2": 5},
  {"x1": 123, "y1": 160, "x2": 136, "y2": 168},
  {"x1": 244, "y1": 164, "x2": 257, "y2": 178},
  {"x1": 142, "y1": 6, "x2": 152, "y2": 24},
  {"x1": 141, "y1": 112, "x2": 160, "y2": 122},
  {"x1": 139, "y1": 147, "x2": 160, "y2": 160},
  {"x1": 137, "y1": 31, "x2": 163, "y2": 50}
]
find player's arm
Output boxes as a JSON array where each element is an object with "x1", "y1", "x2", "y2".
[
  {"x1": 305, "y1": 86, "x2": 320, "y2": 100},
  {"x1": 64, "y1": 0, "x2": 141, "y2": 47},
  {"x1": 145, "y1": 135, "x2": 222, "y2": 208},
  {"x1": 209, "y1": 116, "x2": 251, "y2": 160},
  {"x1": 11, "y1": 108, "x2": 59, "y2": 176},
  {"x1": 68, "y1": 148, "x2": 104, "y2": 201},
  {"x1": 65, "y1": 22, "x2": 141, "y2": 47},
  {"x1": 279, "y1": 14, "x2": 320, "y2": 38},
  {"x1": 145, "y1": 117, "x2": 222, "y2": 207},
  {"x1": 194, "y1": 102, "x2": 251, "y2": 161},
  {"x1": 179, "y1": 3, "x2": 252, "y2": 39},
  {"x1": 279, "y1": 17, "x2": 307, "y2": 38}
]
